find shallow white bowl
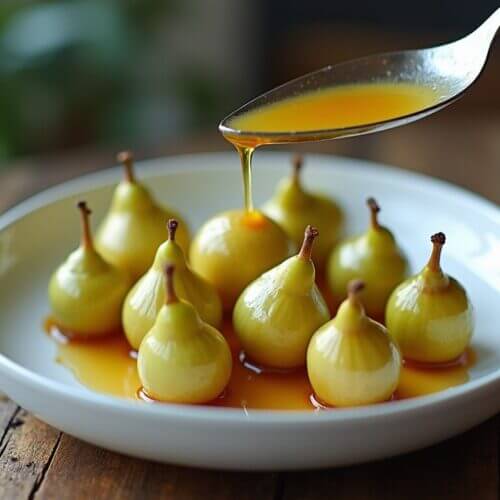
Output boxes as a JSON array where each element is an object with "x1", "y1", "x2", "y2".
[{"x1": 0, "y1": 152, "x2": 498, "y2": 470}]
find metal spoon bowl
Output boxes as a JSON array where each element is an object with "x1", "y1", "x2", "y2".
[{"x1": 220, "y1": 8, "x2": 500, "y2": 143}]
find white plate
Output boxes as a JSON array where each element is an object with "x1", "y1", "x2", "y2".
[{"x1": 0, "y1": 152, "x2": 498, "y2": 470}]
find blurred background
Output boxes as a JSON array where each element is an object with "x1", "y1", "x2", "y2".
[
  {"x1": 0, "y1": 0, "x2": 498, "y2": 161},
  {"x1": 0, "y1": 0, "x2": 498, "y2": 201}
]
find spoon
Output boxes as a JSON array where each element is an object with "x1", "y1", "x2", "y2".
[{"x1": 220, "y1": 8, "x2": 500, "y2": 143}]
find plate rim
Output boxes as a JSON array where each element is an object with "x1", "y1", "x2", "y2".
[{"x1": 0, "y1": 151, "x2": 498, "y2": 424}]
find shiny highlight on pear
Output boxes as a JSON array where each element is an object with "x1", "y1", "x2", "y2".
[
  {"x1": 234, "y1": 225, "x2": 330, "y2": 368},
  {"x1": 307, "y1": 280, "x2": 401, "y2": 407},
  {"x1": 123, "y1": 219, "x2": 222, "y2": 350},
  {"x1": 262, "y1": 154, "x2": 343, "y2": 269},
  {"x1": 95, "y1": 151, "x2": 190, "y2": 280},
  {"x1": 327, "y1": 197, "x2": 408, "y2": 320},
  {"x1": 137, "y1": 265, "x2": 232, "y2": 403},
  {"x1": 386, "y1": 232, "x2": 473, "y2": 363},
  {"x1": 190, "y1": 209, "x2": 292, "y2": 310},
  {"x1": 48, "y1": 201, "x2": 131, "y2": 337}
]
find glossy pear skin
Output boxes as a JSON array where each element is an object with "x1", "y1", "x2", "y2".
[
  {"x1": 262, "y1": 159, "x2": 343, "y2": 269},
  {"x1": 138, "y1": 300, "x2": 232, "y2": 403},
  {"x1": 123, "y1": 227, "x2": 222, "y2": 350},
  {"x1": 49, "y1": 210, "x2": 131, "y2": 338},
  {"x1": 95, "y1": 180, "x2": 189, "y2": 281},
  {"x1": 307, "y1": 288, "x2": 401, "y2": 407},
  {"x1": 327, "y1": 205, "x2": 408, "y2": 320},
  {"x1": 233, "y1": 227, "x2": 329, "y2": 368},
  {"x1": 386, "y1": 238, "x2": 473, "y2": 363},
  {"x1": 189, "y1": 209, "x2": 292, "y2": 310}
]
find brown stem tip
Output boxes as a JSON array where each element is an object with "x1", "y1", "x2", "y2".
[
  {"x1": 428, "y1": 232, "x2": 446, "y2": 271},
  {"x1": 77, "y1": 201, "x2": 91, "y2": 216},
  {"x1": 167, "y1": 219, "x2": 178, "y2": 241},
  {"x1": 298, "y1": 225, "x2": 319, "y2": 260},
  {"x1": 431, "y1": 232, "x2": 446, "y2": 246},
  {"x1": 291, "y1": 154, "x2": 303, "y2": 180},
  {"x1": 117, "y1": 150, "x2": 135, "y2": 183},
  {"x1": 366, "y1": 197, "x2": 380, "y2": 229},
  {"x1": 348, "y1": 279, "x2": 365, "y2": 298},
  {"x1": 77, "y1": 201, "x2": 93, "y2": 249},
  {"x1": 164, "y1": 264, "x2": 178, "y2": 305}
]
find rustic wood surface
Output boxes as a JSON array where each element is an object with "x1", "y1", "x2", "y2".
[{"x1": 0, "y1": 107, "x2": 498, "y2": 499}]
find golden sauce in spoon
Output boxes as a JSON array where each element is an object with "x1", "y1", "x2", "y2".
[
  {"x1": 228, "y1": 83, "x2": 438, "y2": 137},
  {"x1": 222, "y1": 82, "x2": 439, "y2": 211}
]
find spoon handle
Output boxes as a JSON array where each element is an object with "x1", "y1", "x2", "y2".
[{"x1": 475, "y1": 7, "x2": 500, "y2": 42}]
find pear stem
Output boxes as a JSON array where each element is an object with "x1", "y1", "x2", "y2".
[
  {"x1": 164, "y1": 265, "x2": 178, "y2": 305},
  {"x1": 292, "y1": 154, "x2": 303, "y2": 183},
  {"x1": 367, "y1": 197, "x2": 381, "y2": 230},
  {"x1": 347, "y1": 279, "x2": 365, "y2": 306},
  {"x1": 427, "y1": 232, "x2": 446, "y2": 272},
  {"x1": 298, "y1": 225, "x2": 319, "y2": 261},
  {"x1": 117, "y1": 150, "x2": 135, "y2": 183},
  {"x1": 77, "y1": 201, "x2": 93, "y2": 250},
  {"x1": 167, "y1": 219, "x2": 178, "y2": 241}
]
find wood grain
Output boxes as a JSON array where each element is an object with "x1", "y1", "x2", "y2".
[
  {"x1": 35, "y1": 434, "x2": 278, "y2": 500},
  {"x1": 281, "y1": 415, "x2": 499, "y2": 500},
  {"x1": 0, "y1": 409, "x2": 60, "y2": 500},
  {"x1": 0, "y1": 395, "x2": 19, "y2": 441}
]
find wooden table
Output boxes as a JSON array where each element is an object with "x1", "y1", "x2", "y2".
[{"x1": 0, "y1": 108, "x2": 498, "y2": 499}]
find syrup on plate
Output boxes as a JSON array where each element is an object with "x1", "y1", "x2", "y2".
[{"x1": 45, "y1": 317, "x2": 475, "y2": 411}]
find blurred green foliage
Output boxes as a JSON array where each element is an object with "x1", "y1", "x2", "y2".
[{"x1": 0, "y1": 0, "x2": 229, "y2": 161}]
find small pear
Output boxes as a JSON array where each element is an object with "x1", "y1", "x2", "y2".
[
  {"x1": 138, "y1": 265, "x2": 232, "y2": 403},
  {"x1": 262, "y1": 154, "x2": 343, "y2": 269},
  {"x1": 190, "y1": 209, "x2": 292, "y2": 310},
  {"x1": 48, "y1": 202, "x2": 131, "y2": 338},
  {"x1": 386, "y1": 233, "x2": 473, "y2": 363},
  {"x1": 123, "y1": 219, "x2": 222, "y2": 350},
  {"x1": 307, "y1": 280, "x2": 401, "y2": 407},
  {"x1": 233, "y1": 225, "x2": 330, "y2": 368},
  {"x1": 327, "y1": 197, "x2": 408, "y2": 320},
  {"x1": 95, "y1": 151, "x2": 190, "y2": 280}
]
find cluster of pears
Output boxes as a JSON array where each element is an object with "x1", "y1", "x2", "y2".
[
  {"x1": 123, "y1": 218, "x2": 222, "y2": 350},
  {"x1": 189, "y1": 154, "x2": 344, "y2": 310},
  {"x1": 48, "y1": 149, "x2": 191, "y2": 338},
  {"x1": 48, "y1": 151, "x2": 474, "y2": 408},
  {"x1": 233, "y1": 225, "x2": 401, "y2": 406}
]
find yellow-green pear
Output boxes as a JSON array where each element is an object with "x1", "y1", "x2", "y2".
[
  {"x1": 138, "y1": 265, "x2": 232, "y2": 403},
  {"x1": 190, "y1": 209, "x2": 292, "y2": 310},
  {"x1": 263, "y1": 154, "x2": 343, "y2": 269},
  {"x1": 95, "y1": 151, "x2": 190, "y2": 280},
  {"x1": 327, "y1": 197, "x2": 408, "y2": 321},
  {"x1": 233, "y1": 225, "x2": 330, "y2": 368},
  {"x1": 386, "y1": 232, "x2": 473, "y2": 363},
  {"x1": 48, "y1": 201, "x2": 131, "y2": 338},
  {"x1": 308, "y1": 280, "x2": 401, "y2": 407},
  {"x1": 123, "y1": 219, "x2": 222, "y2": 350}
]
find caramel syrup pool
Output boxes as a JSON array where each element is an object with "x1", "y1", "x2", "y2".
[
  {"x1": 222, "y1": 82, "x2": 439, "y2": 211},
  {"x1": 44, "y1": 318, "x2": 475, "y2": 411}
]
